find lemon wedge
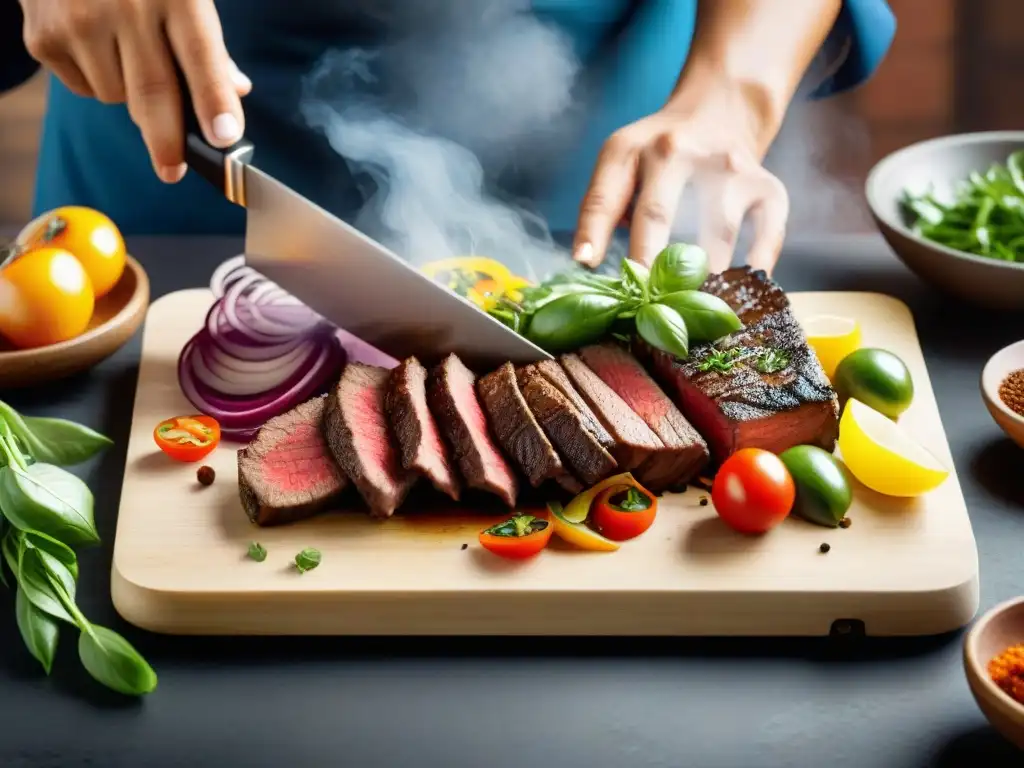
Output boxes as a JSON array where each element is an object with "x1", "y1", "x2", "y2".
[
  {"x1": 837, "y1": 398, "x2": 949, "y2": 497},
  {"x1": 802, "y1": 314, "x2": 862, "y2": 379}
]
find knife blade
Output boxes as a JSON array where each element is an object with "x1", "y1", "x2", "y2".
[{"x1": 179, "y1": 84, "x2": 552, "y2": 370}]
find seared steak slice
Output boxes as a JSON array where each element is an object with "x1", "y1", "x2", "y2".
[
  {"x1": 640, "y1": 307, "x2": 840, "y2": 466},
  {"x1": 519, "y1": 370, "x2": 617, "y2": 486},
  {"x1": 578, "y1": 343, "x2": 709, "y2": 490},
  {"x1": 238, "y1": 395, "x2": 348, "y2": 527},
  {"x1": 558, "y1": 353, "x2": 663, "y2": 472},
  {"x1": 428, "y1": 354, "x2": 518, "y2": 507},
  {"x1": 518, "y1": 359, "x2": 616, "y2": 450},
  {"x1": 701, "y1": 266, "x2": 789, "y2": 325},
  {"x1": 385, "y1": 357, "x2": 460, "y2": 501},
  {"x1": 324, "y1": 363, "x2": 418, "y2": 518},
  {"x1": 477, "y1": 362, "x2": 569, "y2": 489}
]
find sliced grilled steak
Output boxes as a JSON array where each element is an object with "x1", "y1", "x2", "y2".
[
  {"x1": 518, "y1": 369, "x2": 617, "y2": 486},
  {"x1": 324, "y1": 363, "x2": 418, "y2": 518},
  {"x1": 385, "y1": 357, "x2": 460, "y2": 501},
  {"x1": 701, "y1": 265, "x2": 789, "y2": 325},
  {"x1": 578, "y1": 343, "x2": 709, "y2": 490},
  {"x1": 428, "y1": 354, "x2": 518, "y2": 507},
  {"x1": 558, "y1": 352, "x2": 663, "y2": 472},
  {"x1": 518, "y1": 359, "x2": 616, "y2": 450},
  {"x1": 477, "y1": 362, "x2": 570, "y2": 489},
  {"x1": 238, "y1": 395, "x2": 348, "y2": 527},
  {"x1": 640, "y1": 306, "x2": 840, "y2": 466}
]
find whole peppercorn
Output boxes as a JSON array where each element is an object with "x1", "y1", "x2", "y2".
[{"x1": 197, "y1": 465, "x2": 215, "y2": 486}]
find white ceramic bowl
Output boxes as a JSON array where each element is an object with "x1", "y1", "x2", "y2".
[{"x1": 980, "y1": 340, "x2": 1024, "y2": 450}]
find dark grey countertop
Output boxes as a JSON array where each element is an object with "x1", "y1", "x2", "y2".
[{"x1": 1, "y1": 234, "x2": 1022, "y2": 767}]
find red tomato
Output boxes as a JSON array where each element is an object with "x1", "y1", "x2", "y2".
[
  {"x1": 591, "y1": 483, "x2": 657, "y2": 541},
  {"x1": 711, "y1": 448, "x2": 795, "y2": 534},
  {"x1": 478, "y1": 512, "x2": 553, "y2": 559},
  {"x1": 153, "y1": 415, "x2": 221, "y2": 462}
]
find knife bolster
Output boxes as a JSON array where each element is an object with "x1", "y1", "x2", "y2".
[{"x1": 185, "y1": 136, "x2": 255, "y2": 207}]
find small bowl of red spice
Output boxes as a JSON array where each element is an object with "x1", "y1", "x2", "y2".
[
  {"x1": 981, "y1": 340, "x2": 1024, "y2": 450},
  {"x1": 964, "y1": 597, "x2": 1024, "y2": 749}
]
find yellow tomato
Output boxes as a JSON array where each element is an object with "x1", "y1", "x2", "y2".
[
  {"x1": 0, "y1": 247, "x2": 95, "y2": 349},
  {"x1": 17, "y1": 206, "x2": 126, "y2": 298}
]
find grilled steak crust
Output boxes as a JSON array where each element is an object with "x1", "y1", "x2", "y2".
[
  {"x1": 324, "y1": 363, "x2": 418, "y2": 518},
  {"x1": 386, "y1": 357, "x2": 461, "y2": 501},
  {"x1": 701, "y1": 266, "x2": 789, "y2": 325},
  {"x1": 428, "y1": 354, "x2": 519, "y2": 507},
  {"x1": 518, "y1": 369, "x2": 618, "y2": 486},
  {"x1": 578, "y1": 343, "x2": 709, "y2": 491},
  {"x1": 639, "y1": 306, "x2": 840, "y2": 466},
  {"x1": 517, "y1": 360, "x2": 616, "y2": 450},
  {"x1": 558, "y1": 352, "x2": 663, "y2": 471},
  {"x1": 238, "y1": 395, "x2": 348, "y2": 527},
  {"x1": 477, "y1": 362, "x2": 569, "y2": 489}
]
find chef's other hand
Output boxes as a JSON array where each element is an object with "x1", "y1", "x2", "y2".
[
  {"x1": 20, "y1": 0, "x2": 252, "y2": 183},
  {"x1": 572, "y1": 96, "x2": 789, "y2": 275}
]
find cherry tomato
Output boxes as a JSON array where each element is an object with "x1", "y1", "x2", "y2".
[
  {"x1": 711, "y1": 448, "x2": 796, "y2": 534},
  {"x1": 591, "y1": 483, "x2": 657, "y2": 541},
  {"x1": 17, "y1": 207, "x2": 127, "y2": 298},
  {"x1": 478, "y1": 511, "x2": 553, "y2": 559},
  {"x1": 0, "y1": 247, "x2": 94, "y2": 349},
  {"x1": 153, "y1": 415, "x2": 222, "y2": 462}
]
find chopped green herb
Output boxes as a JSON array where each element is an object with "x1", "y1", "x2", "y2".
[
  {"x1": 609, "y1": 487, "x2": 652, "y2": 512},
  {"x1": 294, "y1": 547, "x2": 321, "y2": 573},
  {"x1": 247, "y1": 542, "x2": 267, "y2": 562},
  {"x1": 483, "y1": 514, "x2": 549, "y2": 538},
  {"x1": 696, "y1": 347, "x2": 745, "y2": 373},
  {"x1": 755, "y1": 348, "x2": 791, "y2": 374}
]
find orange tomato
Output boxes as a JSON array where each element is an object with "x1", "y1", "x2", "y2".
[
  {"x1": 478, "y1": 511, "x2": 553, "y2": 559},
  {"x1": 17, "y1": 207, "x2": 126, "y2": 298},
  {"x1": 591, "y1": 484, "x2": 658, "y2": 541},
  {"x1": 0, "y1": 247, "x2": 95, "y2": 349},
  {"x1": 153, "y1": 415, "x2": 222, "y2": 462}
]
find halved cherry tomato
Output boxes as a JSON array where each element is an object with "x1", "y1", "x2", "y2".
[
  {"x1": 562, "y1": 471, "x2": 640, "y2": 523},
  {"x1": 478, "y1": 511, "x2": 553, "y2": 559},
  {"x1": 153, "y1": 415, "x2": 221, "y2": 462},
  {"x1": 711, "y1": 448, "x2": 795, "y2": 535},
  {"x1": 591, "y1": 484, "x2": 658, "y2": 541}
]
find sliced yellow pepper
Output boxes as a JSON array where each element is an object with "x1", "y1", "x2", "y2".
[
  {"x1": 420, "y1": 256, "x2": 514, "y2": 284},
  {"x1": 562, "y1": 472, "x2": 642, "y2": 523},
  {"x1": 548, "y1": 502, "x2": 620, "y2": 552}
]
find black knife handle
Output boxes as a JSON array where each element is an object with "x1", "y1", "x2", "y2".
[{"x1": 177, "y1": 66, "x2": 255, "y2": 205}]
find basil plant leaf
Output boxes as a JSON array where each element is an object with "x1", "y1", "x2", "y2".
[
  {"x1": 16, "y1": 587, "x2": 60, "y2": 674},
  {"x1": 78, "y1": 625, "x2": 158, "y2": 696},
  {"x1": 636, "y1": 303, "x2": 690, "y2": 360},
  {"x1": 0, "y1": 464, "x2": 99, "y2": 546},
  {"x1": 649, "y1": 244, "x2": 710, "y2": 296},
  {"x1": 655, "y1": 290, "x2": 742, "y2": 343},
  {"x1": 0, "y1": 402, "x2": 113, "y2": 466}
]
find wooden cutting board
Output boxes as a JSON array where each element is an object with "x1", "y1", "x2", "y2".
[{"x1": 110, "y1": 289, "x2": 979, "y2": 637}]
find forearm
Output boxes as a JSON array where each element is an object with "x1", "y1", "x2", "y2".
[{"x1": 666, "y1": 0, "x2": 843, "y2": 156}]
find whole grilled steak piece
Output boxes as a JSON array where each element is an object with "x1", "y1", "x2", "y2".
[
  {"x1": 428, "y1": 354, "x2": 518, "y2": 507},
  {"x1": 701, "y1": 266, "x2": 789, "y2": 324},
  {"x1": 578, "y1": 343, "x2": 709, "y2": 490},
  {"x1": 238, "y1": 395, "x2": 348, "y2": 527},
  {"x1": 385, "y1": 357, "x2": 461, "y2": 501},
  {"x1": 324, "y1": 363, "x2": 418, "y2": 518},
  {"x1": 641, "y1": 307, "x2": 840, "y2": 466},
  {"x1": 518, "y1": 369, "x2": 617, "y2": 487},
  {"x1": 518, "y1": 360, "x2": 616, "y2": 451},
  {"x1": 477, "y1": 362, "x2": 571, "y2": 489},
  {"x1": 558, "y1": 352, "x2": 663, "y2": 472}
]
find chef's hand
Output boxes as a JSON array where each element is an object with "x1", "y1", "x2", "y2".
[
  {"x1": 572, "y1": 87, "x2": 789, "y2": 275},
  {"x1": 20, "y1": 0, "x2": 252, "y2": 183}
]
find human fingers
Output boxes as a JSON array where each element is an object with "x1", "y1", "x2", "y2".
[
  {"x1": 41, "y1": 53, "x2": 95, "y2": 98},
  {"x1": 744, "y1": 170, "x2": 789, "y2": 275},
  {"x1": 166, "y1": 0, "x2": 244, "y2": 148},
  {"x1": 120, "y1": 20, "x2": 187, "y2": 183},
  {"x1": 573, "y1": 131, "x2": 638, "y2": 268},
  {"x1": 696, "y1": 172, "x2": 748, "y2": 274},
  {"x1": 69, "y1": 34, "x2": 125, "y2": 103},
  {"x1": 628, "y1": 139, "x2": 691, "y2": 266},
  {"x1": 20, "y1": 2, "x2": 95, "y2": 97},
  {"x1": 229, "y1": 59, "x2": 253, "y2": 96}
]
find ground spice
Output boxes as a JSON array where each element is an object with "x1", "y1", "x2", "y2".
[
  {"x1": 998, "y1": 369, "x2": 1024, "y2": 417},
  {"x1": 988, "y1": 644, "x2": 1024, "y2": 704}
]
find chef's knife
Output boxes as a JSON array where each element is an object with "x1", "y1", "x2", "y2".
[{"x1": 178, "y1": 82, "x2": 551, "y2": 369}]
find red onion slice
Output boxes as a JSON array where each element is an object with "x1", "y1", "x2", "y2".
[{"x1": 194, "y1": 337, "x2": 321, "y2": 396}]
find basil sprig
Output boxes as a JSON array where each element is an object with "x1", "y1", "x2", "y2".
[{"x1": 0, "y1": 401, "x2": 157, "y2": 696}]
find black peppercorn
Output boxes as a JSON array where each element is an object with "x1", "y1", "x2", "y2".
[
  {"x1": 819, "y1": 542, "x2": 831, "y2": 553},
  {"x1": 838, "y1": 517, "x2": 852, "y2": 529},
  {"x1": 197, "y1": 465, "x2": 215, "y2": 486},
  {"x1": 698, "y1": 496, "x2": 709, "y2": 507}
]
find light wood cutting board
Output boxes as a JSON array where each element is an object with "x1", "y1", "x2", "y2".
[{"x1": 111, "y1": 289, "x2": 979, "y2": 637}]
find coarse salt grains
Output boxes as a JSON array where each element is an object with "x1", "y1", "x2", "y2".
[{"x1": 998, "y1": 368, "x2": 1024, "y2": 417}]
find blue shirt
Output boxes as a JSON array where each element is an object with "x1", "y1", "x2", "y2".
[{"x1": 32, "y1": 0, "x2": 895, "y2": 236}]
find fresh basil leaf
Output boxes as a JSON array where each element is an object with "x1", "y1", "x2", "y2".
[
  {"x1": 649, "y1": 244, "x2": 710, "y2": 296},
  {"x1": 0, "y1": 463, "x2": 99, "y2": 546},
  {"x1": 525, "y1": 293, "x2": 623, "y2": 353},
  {"x1": 0, "y1": 402, "x2": 112, "y2": 466},
  {"x1": 17, "y1": 545, "x2": 75, "y2": 624},
  {"x1": 22, "y1": 529, "x2": 78, "y2": 581},
  {"x1": 78, "y1": 624, "x2": 158, "y2": 696},
  {"x1": 636, "y1": 303, "x2": 690, "y2": 359},
  {"x1": 620, "y1": 258, "x2": 650, "y2": 299},
  {"x1": 16, "y1": 586, "x2": 59, "y2": 674},
  {"x1": 294, "y1": 547, "x2": 322, "y2": 574},
  {"x1": 655, "y1": 290, "x2": 743, "y2": 343}
]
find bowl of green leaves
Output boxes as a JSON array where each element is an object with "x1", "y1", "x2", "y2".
[{"x1": 865, "y1": 131, "x2": 1024, "y2": 311}]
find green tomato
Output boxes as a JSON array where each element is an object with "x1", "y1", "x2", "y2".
[
  {"x1": 778, "y1": 445, "x2": 853, "y2": 528},
  {"x1": 833, "y1": 348, "x2": 914, "y2": 420}
]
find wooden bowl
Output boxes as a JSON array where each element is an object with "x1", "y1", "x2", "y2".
[
  {"x1": 0, "y1": 255, "x2": 150, "y2": 389},
  {"x1": 981, "y1": 340, "x2": 1024, "y2": 450},
  {"x1": 865, "y1": 131, "x2": 1024, "y2": 312},
  {"x1": 964, "y1": 597, "x2": 1024, "y2": 750}
]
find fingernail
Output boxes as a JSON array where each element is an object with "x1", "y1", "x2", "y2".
[
  {"x1": 231, "y1": 65, "x2": 252, "y2": 91},
  {"x1": 211, "y1": 113, "x2": 242, "y2": 144},
  {"x1": 157, "y1": 163, "x2": 187, "y2": 184},
  {"x1": 573, "y1": 242, "x2": 593, "y2": 264}
]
